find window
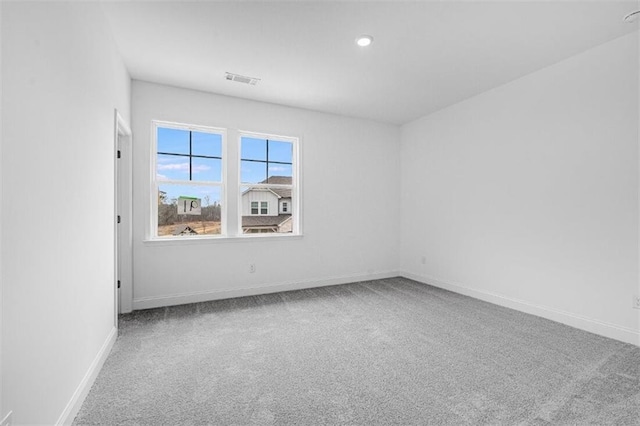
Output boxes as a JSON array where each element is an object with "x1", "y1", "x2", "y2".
[
  {"x1": 153, "y1": 122, "x2": 225, "y2": 238},
  {"x1": 240, "y1": 137, "x2": 293, "y2": 184},
  {"x1": 240, "y1": 133, "x2": 298, "y2": 235},
  {"x1": 150, "y1": 122, "x2": 299, "y2": 240},
  {"x1": 249, "y1": 201, "x2": 268, "y2": 216}
]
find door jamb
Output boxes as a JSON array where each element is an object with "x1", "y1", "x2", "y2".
[{"x1": 115, "y1": 110, "x2": 133, "y2": 324}]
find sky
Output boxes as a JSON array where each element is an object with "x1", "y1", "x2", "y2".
[{"x1": 157, "y1": 128, "x2": 292, "y2": 205}]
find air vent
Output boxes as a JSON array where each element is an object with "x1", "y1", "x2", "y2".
[{"x1": 225, "y1": 72, "x2": 260, "y2": 85}]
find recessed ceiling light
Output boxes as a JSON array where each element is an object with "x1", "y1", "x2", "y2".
[{"x1": 356, "y1": 35, "x2": 373, "y2": 47}]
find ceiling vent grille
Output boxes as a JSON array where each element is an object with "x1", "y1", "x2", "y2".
[{"x1": 225, "y1": 72, "x2": 260, "y2": 85}]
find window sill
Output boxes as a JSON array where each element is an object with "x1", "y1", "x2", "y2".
[{"x1": 143, "y1": 233, "x2": 303, "y2": 246}]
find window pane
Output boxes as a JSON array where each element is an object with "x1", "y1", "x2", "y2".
[
  {"x1": 240, "y1": 186, "x2": 293, "y2": 234},
  {"x1": 241, "y1": 137, "x2": 267, "y2": 161},
  {"x1": 268, "y1": 140, "x2": 292, "y2": 164},
  {"x1": 192, "y1": 157, "x2": 222, "y2": 182},
  {"x1": 157, "y1": 127, "x2": 189, "y2": 154},
  {"x1": 241, "y1": 160, "x2": 267, "y2": 184},
  {"x1": 157, "y1": 184, "x2": 222, "y2": 237},
  {"x1": 267, "y1": 164, "x2": 292, "y2": 183},
  {"x1": 192, "y1": 131, "x2": 222, "y2": 158},
  {"x1": 157, "y1": 154, "x2": 189, "y2": 181}
]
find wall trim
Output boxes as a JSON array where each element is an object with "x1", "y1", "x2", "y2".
[
  {"x1": 402, "y1": 271, "x2": 640, "y2": 347},
  {"x1": 0, "y1": 412, "x2": 12, "y2": 426},
  {"x1": 56, "y1": 327, "x2": 117, "y2": 426},
  {"x1": 133, "y1": 270, "x2": 399, "y2": 310}
]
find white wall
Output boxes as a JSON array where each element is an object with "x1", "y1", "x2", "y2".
[
  {"x1": 401, "y1": 32, "x2": 640, "y2": 346},
  {"x1": 1, "y1": 3, "x2": 131, "y2": 424},
  {"x1": 131, "y1": 81, "x2": 400, "y2": 309}
]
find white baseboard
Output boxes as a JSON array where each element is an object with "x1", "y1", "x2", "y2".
[
  {"x1": 132, "y1": 270, "x2": 399, "y2": 310},
  {"x1": 0, "y1": 411, "x2": 12, "y2": 426},
  {"x1": 402, "y1": 271, "x2": 640, "y2": 347},
  {"x1": 56, "y1": 327, "x2": 117, "y2": 425}
]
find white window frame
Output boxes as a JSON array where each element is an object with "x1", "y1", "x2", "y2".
[
  {"x1": 238, "y1": 131, "x2": 300, "y2": 237},
  {"x1": 150, "y1": 120, "x2": 227, "y2": 240}
]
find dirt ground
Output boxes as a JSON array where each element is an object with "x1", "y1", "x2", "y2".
[{"x1": 158, "y1": 221, "x2": 221, "y2": 236}]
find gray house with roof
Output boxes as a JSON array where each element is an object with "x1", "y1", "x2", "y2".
[{"x1": 241, "y1": 176, "x2": 293, "y2": 233}]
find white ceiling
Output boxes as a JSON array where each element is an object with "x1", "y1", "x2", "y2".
[{"x1": 101, "y1": 1, "x2": 639, "y2": 125}]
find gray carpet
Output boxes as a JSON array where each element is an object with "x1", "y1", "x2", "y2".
[{"x1": 74, "y1": 277, "x2": 640, "y2": 425}]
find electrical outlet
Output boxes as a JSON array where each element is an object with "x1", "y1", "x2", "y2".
[
  {"x1": 1, "y1": 411, "x2": 13, "y2": 426},
  {"x1": 421, "y1": 256, "x2": 426, "y2": 265},
  {"x1": 249, "y1": 264, "x2": 256, "y2": 273},
  {"x1": 633, "y1": 295, "x2": 640, "y2": 309}
]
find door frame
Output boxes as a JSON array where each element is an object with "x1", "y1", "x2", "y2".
[{"x1": 114, "y1": 110, "x2": 133, "y2": 324}]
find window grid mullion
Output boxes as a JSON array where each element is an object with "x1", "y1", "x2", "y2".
[
  {"x1": 189, "y1": 131, "x2": 193, "y2": 181},
  {"x1": 266, "y1": 139, "x2": 270, "y2": 184},
  {"x1": 241, "y1": 158, "x2": 290, "y2": 165},
  {"x1": 158, "y1": 152, "x2": 222, "y2": 160}
]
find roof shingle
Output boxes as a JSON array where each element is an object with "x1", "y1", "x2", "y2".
[
  {"x1": 260, "y1": 176, "x2": 291, "y2": 198},
  {"x1": 242, "y1": 214, "x2": 291, "y2": 227}
]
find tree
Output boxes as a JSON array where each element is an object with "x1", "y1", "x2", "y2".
[
  {"x1": 158, "y1": 195, "x2": 177, "y2": 226},
  {"x1": 201, "y1": 195, "x2": 211, "y2": 233},
  {"x1": 158, "y1": 190, "x2": 167, "y2": 205}
]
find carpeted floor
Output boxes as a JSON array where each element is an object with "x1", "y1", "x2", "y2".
[{"x1": 74, "y1": 277, "x2": 640, "y2": 425}]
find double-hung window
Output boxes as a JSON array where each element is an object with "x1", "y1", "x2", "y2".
[
  {"x1": 150, "y1": 122, "x2": 299, "y2": 239},
  {"x1": 250, "y1": 201, "x2": 269, "y2": 215},
  {"x1": 152, "y1": 122, "x2": 225, "y2": 238},
  {"x1": 240, "y1": 133, "x2": 298, "y2": 235}
]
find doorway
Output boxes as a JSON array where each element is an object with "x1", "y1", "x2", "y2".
[{"x1": 115, "y1": 111, "x2": 133, "y2": 324}]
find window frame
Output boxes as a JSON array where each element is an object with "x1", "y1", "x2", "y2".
[
  {"x1": 238, "y1": 131, "x2": 300, "y2": 237},
  {"x1": 146, "y1": 123, "x2": 302, "y2": 243},
  {"x1": 150, "y1": 120, "x2": 227, "y2": 240}
]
